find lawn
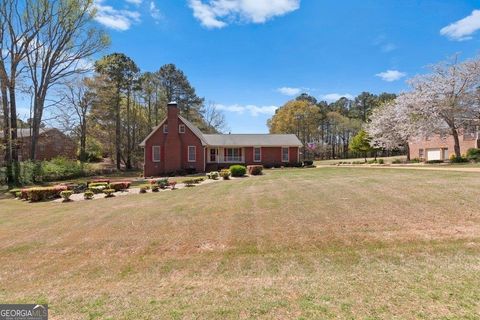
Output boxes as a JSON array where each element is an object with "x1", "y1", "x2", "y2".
[{"x1": 0, "y1": 167, "x2": 479, "y2": 319}]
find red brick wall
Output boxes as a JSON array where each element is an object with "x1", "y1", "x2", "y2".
[
  {"x1": 143, "y1": 108, "x2": 204, "y2": 177},
  {"x1": 245, "y1": 146, "x2": 299, "y2": 165},
  {"x1": 409, "y1": 134, "x2": 478, "y2": 160},
  {"x1": 0, "y1": 129, "x2": 77, "y2": 163}
]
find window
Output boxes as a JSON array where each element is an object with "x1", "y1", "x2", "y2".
[
  {"x1": 419, "y1": 149, "x2": 424, "y2": 159},
  {"x1": 179, "y1": 124, "x2": 185, "y2": 133},
  {"x1": 209, "y1": 148, "x2": 217, "y2": 162},
  {"x1": 152, "y1": 146, "x2": 161, "y2": 162},
  {"x1": 188, "y1": 146, "x2": 196, "y2": 162},
  {"x1": 253, "y1": 147, "x2": 261, "y2": 162},
  {"x1": 224, "y1": 148, "x2": 242, "y2": 162},
  {"x1": 281, "y1": 147, "x2": 289, "y2": 162},
  {"x1": 163, "y1": 124, "x2": 168, "y2": 133}
]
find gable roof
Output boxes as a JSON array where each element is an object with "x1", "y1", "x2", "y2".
[
  {"x1": 0, "y1": 127, "x2": 54, "y2": 139},
  {"x1": 202, "y1": 134, "x2": 302, "y2": 147},
  {"x1": 139, "y1": 115, "x2": 302, "y2": 147}
]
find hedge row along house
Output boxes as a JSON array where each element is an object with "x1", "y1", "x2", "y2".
[
  {"x1": 408, "y1": 126, "x2": 479, "y2": 161},
  {"x1": 0, "y1": 128, "x2": 77, "y2": 164},
  {"x1": 140, "y1": 102, "x2": 303, "y2": 176}
]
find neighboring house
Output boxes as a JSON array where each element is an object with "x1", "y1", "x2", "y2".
[
  {"x1": 0, "y1": 127, "x2": 77, "y2": 163},
  {"x1": 408, "y1": 127, "x2": 479, "y2": 161},
  {"x1": 140, "y1": 102, "x2": 303, "y2": 176}
]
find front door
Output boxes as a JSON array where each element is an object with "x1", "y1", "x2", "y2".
[{"x1": 209, "y1": 148, "x2": 217, "y2": 162}]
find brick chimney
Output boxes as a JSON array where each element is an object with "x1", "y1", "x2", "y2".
[{"x1": 164, "y1": 101, "x2": 181, "y2": 173}]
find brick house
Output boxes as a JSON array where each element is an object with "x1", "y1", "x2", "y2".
[
  {"x1": 140, "y1": 102, "x2": 303, "y2": 176},
  {"x1": 0, "y1": 127, "x2": 77, "y2": 163},
  {"x1": 408, "y1": 127, "x2": 479, "y2": 161}
]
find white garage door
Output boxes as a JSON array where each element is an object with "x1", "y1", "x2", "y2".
[{"x1": 427, "y1": 149, "x2": 441, "y2": 161}]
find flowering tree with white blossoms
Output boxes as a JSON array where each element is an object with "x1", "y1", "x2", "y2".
[
  {"x1": 407, "y1": 56, "x2": 480, "y2": 157},
  {"x1": 368, "y1": 55, "x2": 480, "y2": 159}
]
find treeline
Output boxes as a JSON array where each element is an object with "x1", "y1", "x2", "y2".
[
  {"x1": 0, "y1": 0, "x2": 225, "y2": 185},
  {"x1": 268, "y1": 92, "x2": 397, "y2": 159}
]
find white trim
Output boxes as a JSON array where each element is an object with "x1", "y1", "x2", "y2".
[
  {"x1": 188, "y1": 145, "x2": 196, "y2": 162},
  {"x1": 253, "y1": 146, "x2": 261, "y2": 162},
  {"x1": 179, "y1": 124, "x2": 185, "y2": 134},
  {"x1": 281, "y1": 146, "x2": 289, "y2": 162},
  {"x1": 163, "y1": 124, "x2": 168, "y2": 133},
  {"x1": 152, "y1": 145, "x2": 161, "y2": 162}
]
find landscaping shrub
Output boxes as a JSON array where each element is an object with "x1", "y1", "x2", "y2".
[
  {"x1": 193, "y1": 177, "x2": 204, "y2": 184},
  {"x1": 220, "y1": 169, "x2": 231, "y2": 180},
  {"x1": 109, "y1": 181, "x2": 131, "y2": 191},
  {"x1": 156, "y1": 178, "x2": 169, "y2": 189},
  {"x1": 263, "y1": 164, "x2": 273, "y2": 169},
  {"x1": 151, "y1": 185, "x2": 160, "y2": 192},
  {"x1": 8, "y1": 188, "x2": 21, "y2": 197},
  {"x1": 103, "y1": 189, "x2": 116, "y2": 198},
  {"x1": 450, "y1": 154, "x2": 468, "y2": 163},
  {"x1": 15, "y1": 191, "x2": 21, "y2": 198},
  {"x1": 60, "y1": 190, "x2": 73, "y2": 202},
  {"x1": 184, "y1": 179, "x2": 195, "y2": 187},
  {"x1": 139, "y1": 186, "x2": 148, "y2": 193},
  {"x1": 169, "y1": 181, "x2": 177, "y2": 189},
  {"x1": 426, "y1": 159, "x2": 444, "y2": 164},
  {"x1": 26, "y1": 185, "x2": 68, "y2": 202},
  {"x1": 207, "y1": 171, "x2": 219, "y2": 180},
  {"x1": 392, "y1": 159, "x2": 402, "y2": 164},
  {"x1": 88, "y1": 182, "x2": 108, "y2": 194},
  {"x1": 229, "y1": 165, "x2": 246, "y2": 177},
  {"x1": 303, "y1": 160, "x2": 313, "y2": 166},
  {"x1": 89, "y1": 179, "x2": 110, "y2": 185},
  {"x1": 367, "y1": 159, "x2": 377, "y2": 164},
  {"x1": 378, "y1": 159, "x2": 384, "y2": 164},
  {"x1": 409, "y1": 158, "x2": 421, "y2": 163},
  {"x1": 185, "y1": 168, "x2": 196, "y2": 175},
  {"x1": 466, "y1": 148, "x2": 480, "y2": 162},
  {"x1": 84, "y1": 190, "x2": 94, "y2": 200},
  {"x1": 247, "y1": 165, "x2": 263, "y2": 175}
]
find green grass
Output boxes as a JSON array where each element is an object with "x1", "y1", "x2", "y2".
[{"x1": 0, "y1": 167, "x2": 479, "y2": 319}]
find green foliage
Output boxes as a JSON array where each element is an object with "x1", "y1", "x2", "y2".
[
  {"x1": 449, "y1": 154, "x2": 468, "y2": 163},
  {"x1": 156, "y1": 178, "x2": 169, "y2": 189},
  {"x1": 139, "y1": 186, "x2": 148, "y2": 193},
  {"x1": 15, "y1": 157, "x2": 93, "y2": 185},
  {"x1": 349, "y1": 130, "x2": 373, "y2": 159},
  {"x1": 84, "y1": 191, "x2": 94, "y2": 200},
  {"x1": 426, "y1": 160, "x2": 444, "y2": 164},
  {"x1": 103, "y1": 189, "x2": 116, "y2": 198},
  {"x1": 303, "y1": 160, "x2": 314, "y2": 166},
  {"x1": 151, "y1": 185, "x2": 159, "y2": 192},
  {"x1": 109, "y1": 181, "x2": 131, "y2": 191},
  {"x1": 60, "y1": 190, "x2": 73, "y2": 201},
  {"x1": 24, "y1": 186, "x2": 68, "y2": 202},
  {"x1": 377, "y1": 159, "x2": 384, "y2": 164},
  {"x1": 392, "y1": 159, "x2": 402, "y2": 164},
  {"x1": 229, "y1": 165, "x2": 246, "y2": 177},
  {"x1": 84, "y1": 137, "x2": 104, "y2": 162},
  {"x1": 466, "y1": 148, "x2": 480, "y2": 162},
  {"x1": 207, "y1": 171, "x2": 219, "y2": 180}
]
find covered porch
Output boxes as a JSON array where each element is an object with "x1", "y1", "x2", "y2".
[{"x1": 206, "y1": 147, "x2": 245, "y2": 164}]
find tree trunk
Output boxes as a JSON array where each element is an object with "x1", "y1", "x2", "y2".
[
  {"x1": 115, "y1": 86, "x2": 122, "y2": 170},
  {"x1": 30, "y1": 93, "x2": 46, "y2": 161},
  {"x1": 126, "y1": 87, "x2": 132, "y2": 170},
  {"x1": 1, "y1": 82, "x2": 13, "y2": 185},
  {"x1": 8, "y1": 82, "x2": 19, "y2": 183},
  {"x1": 405, "y1": 142, "x2": 410, "y2": 161},
  {"x1": 452, "y1": 128, "x2": 461, "y2": 158},
  {"x1": 79, "y1": 120, "x2": 87, "y2": 162}
]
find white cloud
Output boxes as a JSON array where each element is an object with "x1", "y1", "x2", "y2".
[
  {"x1": 277, "y1": 87, "x2": 302, "y2": 96},
  {"x1": 125, "y1": 0, "x2": 143, "y2": 5},
  {"x1": 150, "y1": 1, "x2": 162, "y2": 22},
  {"x1": 215, "y1": 104, "x2": 278, "y2": 116},
  {"x1": 440, "y1": 10, "x2": 480, "y2": 41},
  {"x1": 188, "y1": 0, "x2": 300, "y2": 29},
  {"x1": 94, "y1": 0, "x2": 141, "y2": 31},
  {"x1": 321, "y1": 93, "x2": 354, "y2": 102},
  {"x1": 375, "y1": 70, "x2": 406, "y2": 82},
  {"x1": 373, "y1": 35, "x2": 397, "y2": 53}
]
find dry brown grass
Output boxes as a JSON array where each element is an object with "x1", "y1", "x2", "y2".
[{"x1": 0, "y1": 167, "x2": 479, "y2": 319}]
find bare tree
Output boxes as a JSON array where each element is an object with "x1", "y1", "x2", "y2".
[
  {"x1": 0, "y1": 0, "x2": 49, "y2": 184},
  {"x1": 202, "y1": 101, "x2": 228, "y2": 133},
  {"x1": 26, "y1": 0, "x2": 109, "y2": 160}
]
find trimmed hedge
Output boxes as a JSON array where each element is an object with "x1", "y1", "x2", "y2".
[
  {"x1": 109, "y1": 181, "x2": 131, "y2": 191},
  {"x1": 24, "y1": 185, "x2": 68, "y2": 202},
  {"x1": 303, "y1": 160, "x2": 313, "y2": 166},
  {"x1": 220, "y1": 169, "x2": 230, "y2": 180},
  {"x1": 60, "y1": 190, "x2": 73, "y2": 201},
  {"x1": 229, "y1": 165, "x2": 246, "y2": 177},
  {"x1": 247, "y1": 165, "x2": 263, "y2": 175}
]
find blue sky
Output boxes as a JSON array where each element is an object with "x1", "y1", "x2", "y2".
[{"x1": 75, "y1": 1, "x2": 480, "y2": 132}]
